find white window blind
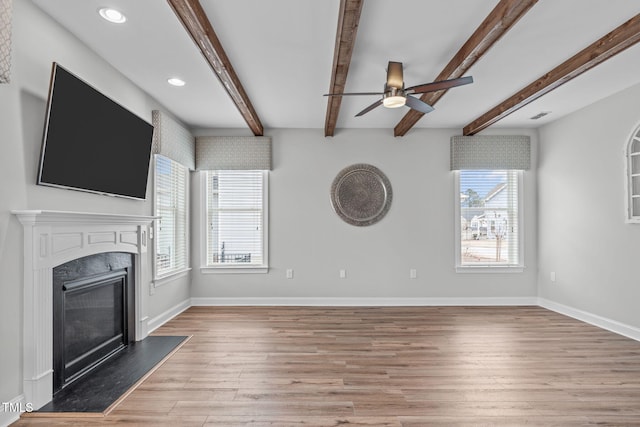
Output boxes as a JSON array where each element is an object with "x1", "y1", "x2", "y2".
[
  {"x1": 155, "y1": 155, "x2": 188, "y2": 277},
  {"x1": 456, "y1": 169, "x2": 522, "y2": 269},
  {"x1": 205, "y1": 170, "x2": 267, "y2": 268}
]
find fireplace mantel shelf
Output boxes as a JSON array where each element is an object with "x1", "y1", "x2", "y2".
[{"x1": 12, "y1": 209, "x2": 157, "y2": 226}]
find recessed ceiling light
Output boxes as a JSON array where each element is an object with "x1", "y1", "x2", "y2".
[
  {"x1": 98, "y1": 8, "x2": 126, "y2": 24},
  {"x1": 167, "y1": 77, "x2": 186, "y2": 87}
]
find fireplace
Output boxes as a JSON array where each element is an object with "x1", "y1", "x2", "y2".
[
  {"x1": 52, "y1": 252, "x2": 135, "y2": 393},
  {"x1": 13, "y1": 210, "x2": 155, "y2": 410}
]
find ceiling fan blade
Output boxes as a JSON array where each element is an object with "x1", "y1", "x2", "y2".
[
  {"x1": 386, "y1": 61, "x2": 404, "y2": 89},
  {"x1": 355, "y1": 99, "x2": 383, "y2": 117},
  {"x1": 405, "y1": 95, "x2": 435, "y2": 114},
  {"x1": 323, "y1": 92, "x2": 383, "y2": 96},
  {"x1": 406, "y1": 76, "x2": 473, "y2": 94}
]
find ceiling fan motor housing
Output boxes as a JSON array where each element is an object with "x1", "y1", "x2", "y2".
[{"x1": 386, "y1": 61, "x2": 404, "y2": 89}]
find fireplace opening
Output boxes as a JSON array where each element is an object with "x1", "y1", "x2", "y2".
[{"x1": 52, "y1": 252, "x2": 135, "y2": 394}]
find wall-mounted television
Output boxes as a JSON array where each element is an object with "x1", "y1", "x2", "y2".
[{"x1": 37, "y1": 63, "x2": 154, "y2": 200}]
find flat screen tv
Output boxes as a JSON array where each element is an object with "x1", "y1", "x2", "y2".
[{"x1": 38, "y1": 63, "x2": 154, "y2": 200}]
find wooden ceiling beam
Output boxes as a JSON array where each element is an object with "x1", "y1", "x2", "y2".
[
  {"x1": 324, "y1": 0, "x2": 364, "y2": 137},
  {"x1": 168, "y1": 0, "x2": 263, "y2": 136},
  {"x1": 394, "y1": 0, "x2": 538, "y2": 137},
  {"x1": 463, "y1": 13, "x2": 640, "y2": 136}
]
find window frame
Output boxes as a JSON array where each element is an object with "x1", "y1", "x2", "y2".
[
  {"x1": 153, "y1": 154, "x2": 190, "y2": 284},
  {"x1": 200, "y1": 170, "x2": 269, "y2": 274},
  {"x1": 454, "y1": 169, "x2": 524, "y2": 273},
  {"x1": 625, "y1": 123, "x2": 640, "y2": 223}
]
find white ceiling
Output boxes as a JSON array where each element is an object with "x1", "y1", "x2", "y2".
[{"x1": 31, "y1": 0, "x2": 640, "y2": 134}]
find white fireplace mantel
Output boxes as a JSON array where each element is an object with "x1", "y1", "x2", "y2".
[{"x1": 12, "y1": 210, "x2": 156, "y2": 409}]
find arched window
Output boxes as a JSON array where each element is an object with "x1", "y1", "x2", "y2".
[{"x1": 626, "y1": 124, "x2": 640, "y2": 222}]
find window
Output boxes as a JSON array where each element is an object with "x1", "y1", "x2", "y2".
[
  {"x1": 203, "y1": 170, "x2": 268, "y2": 272},
  {"x1": 626, "y1": 124, "x2": 640, "y2": 222},
  {"x1": 455, "y1": 169, "x2": 523, "y2": 271},
  {"x1": 154, "y1": 155, "x2": 189, "y2": 279}
]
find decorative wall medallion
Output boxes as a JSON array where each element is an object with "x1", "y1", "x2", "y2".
[{"x1": 330, "y1": 163, "x2": 392, "y2": 226}]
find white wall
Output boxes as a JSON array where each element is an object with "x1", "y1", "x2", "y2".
[
  {"x1": 190, "y1": 128, "x2": 538, "y2": 302},
  {"x1": 0, "y1": 1, "x2": 189, "y2": 415},
  {"x1": 538, "y1": 82, "x2": 640, "y2": 329}
]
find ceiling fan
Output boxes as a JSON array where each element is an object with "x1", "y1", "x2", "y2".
[{"x1": 324, "y1": 61, "x2": 473, "y2": 117}]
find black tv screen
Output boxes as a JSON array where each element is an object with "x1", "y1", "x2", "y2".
[{"x1": 38, "y1": 63, "x2": 154, "y2": 200}]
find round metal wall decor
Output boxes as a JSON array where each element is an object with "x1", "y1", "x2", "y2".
[{"x1": 330, "y1": 163, "x2": 392, "y2": 226}]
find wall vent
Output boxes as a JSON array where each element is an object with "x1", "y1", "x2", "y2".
[{"x1": 530, "y1": 111, "x2": 551, "y2": 120}]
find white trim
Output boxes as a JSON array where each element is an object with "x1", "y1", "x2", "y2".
[
  {"x1": 454, "y1": 170, "x2": 524, "y2": 270},
  {"x1": 263, "y1": 171, "x2": 269, "y2": 269},
  {"x1": 455, "y1": 266, "x2": 525, "y2": 273},
  {"x1": 11, "y1": 210, "x2": 155, "y2": 410},
  {"x1": 11, "y1": 209, "x2": 158, "y2": 225},
  {"x1": 624, "y1": 121, "x2": 640, "y2": 223},
  {"x1": 133, "y1": 295, "x2": 640, "y2": 346},
  {"x1": 0, "y1": 394, "x2": 30, "y2": 427},
  {"x1": 199, "y1": 171, "x2": 208, "y2": 268},
  {"x1": 200, "y1": 266, "x2": 268, "y2": 274},
  {"x1": 185, "y1": 297, "x2": 637, "y2": 343},
  {"x1": 201, "y1": 170, "x2": 269, "y2": 270},
  {"x1": 147, "y1": 298, "x2": 191, "y2": 334},
  {"x1": 191, "y1": 296, "x2": 539, "y2": 307},
  {"x1": 153, "y1": 154, "x2": 190, "y2": 280},
  {"x1": 538, "y1": 298, "x2": 640, "y2": 342}
]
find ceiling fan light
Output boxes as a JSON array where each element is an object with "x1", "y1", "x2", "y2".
[{"x1": 383, "y1": 95, "x2": 406, "y2": 108}]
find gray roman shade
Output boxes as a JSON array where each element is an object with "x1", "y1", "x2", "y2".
[
  {"x1": 450, "y1": 135, "x2": 530, "y2": 170},
  {"x1": 0, "y1": 0, "x2": 12, "y2": 84},
  {"x1": 152, "y1": 110, "x2": 195, "y2": 170},
  {"x1": 196, "y1": 136, "x2": 272, "y2": 170}
]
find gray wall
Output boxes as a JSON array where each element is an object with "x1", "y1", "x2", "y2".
[
  {"x1": 538, "y1": 82, "x2": 640, "y2": 329},
  {"x1": 0, "y1": 1, "x2": 189, "y2": 408},
  {"x1": 190, "y1": 128, "x2": 539, "y2": 301},
  {"x1": 19, "y1": 0, "x2": 640, "y2": 416}
]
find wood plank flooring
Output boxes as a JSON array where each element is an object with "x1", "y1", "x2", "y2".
[{"x1": 13, "y1": 306, "x2": 640, "y2": 426}]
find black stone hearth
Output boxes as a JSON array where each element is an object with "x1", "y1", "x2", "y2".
[{"x1": 37, "y1": 335, "x2": 188, "y2": 413}]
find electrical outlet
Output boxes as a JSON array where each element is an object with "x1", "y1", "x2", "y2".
[
  {"x1": 286, "y1": 269, "x2": 294, "y2": 279},
  {"x1": 410, "y1": 269, "x2": 417, "y2": 279},
  {"x1": 550, "y1": 271, "x2": 556, "y2": 282},
  {"x1": 339, "y1": 269, "x2": 346, "y2": 279},
  {"x1": 149, "y1": 282, "x2": 156, "y2": 296}
]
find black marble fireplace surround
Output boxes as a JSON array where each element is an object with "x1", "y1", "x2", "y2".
[{"x1": 52, "y1": 252, "x2": 135, "y2": 394}]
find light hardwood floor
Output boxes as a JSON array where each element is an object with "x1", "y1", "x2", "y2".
[{"x1": 14, "y1": 306, "x2": 640, "y2": 426}]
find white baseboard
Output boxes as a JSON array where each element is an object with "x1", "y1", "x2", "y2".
[
  {"x1": 538, "y1": 298, "x2": 640, "y2": 342},
  {"x1": 146, "y1": 296, "x2": 640, "y2": 345},
  {"x1": 146, "y1": 298, "x2": 191, "y2": 334},
  {"x1": 0, "y1": 394, "x2": 29, "y2": 427},
  {"x1": 190, "y1": 296, "x2": 539, "y2": 307}
]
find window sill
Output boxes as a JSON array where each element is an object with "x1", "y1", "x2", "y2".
[
  {"x1": 200, "y1": 265, "x2": 269, "y2": 274},
  {"x1": 154, "y1": 268, "x2": 191, "y2": 287},
  {"x1": 455, "y1": 265, "x2": 525, "y2": 274}
]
